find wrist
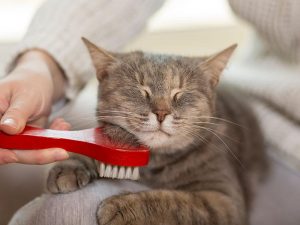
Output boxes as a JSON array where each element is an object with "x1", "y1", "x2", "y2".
[{"x1": 14, "y1": 50, "x2": 66, "y2": 102}]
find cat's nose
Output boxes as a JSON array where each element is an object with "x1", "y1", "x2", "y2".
[{"x1": 154, "y1": 110, "x2": 170, "y2": 123}]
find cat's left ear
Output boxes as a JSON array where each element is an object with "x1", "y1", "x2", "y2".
[
  {"x1": 82, "y1": 37, "x2": 117, "y2": 81},
  {"x1": 201, "y1": 44, "x2": 237, "y2": 87}
]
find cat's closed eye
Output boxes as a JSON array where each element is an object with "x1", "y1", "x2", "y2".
[
  {"x1": 140, "y1": 86, "x2": 152, "y2": 100},
  {"x1": 171, "y1": 89, "x2": 183, "y2": 102}
]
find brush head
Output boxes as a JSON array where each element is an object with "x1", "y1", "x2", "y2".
[
  {"x1": 0, "y1": 126, "x2": 150, "y2": 180},
  {"x1": 97, "y1": 163, "x2": 140, "y2": 180}
]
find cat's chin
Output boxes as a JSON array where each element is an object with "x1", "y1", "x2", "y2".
[{"x1": 135, "y1": 131, "x2": 192, "y2": 153}]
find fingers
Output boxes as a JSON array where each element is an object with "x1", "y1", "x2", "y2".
[
  {"x1": 50, "y1": 118, "x2": 71, "y2": 130},
  {"x1": 0, "y1": 149, "x2": 18, "y2": 165},
  {"x1": 11, "y1": 149, "x2": 69, "y2": 165},
  {"x1": 29, "y1": 116, "x2": 49, "y2": 128},
  {"x1": 0, "y1": 93, "x2": 36, "y2": 134},
  {"x1": 0, "y1": 117, "x2": 72, "y2": 165},
  {"x1": 0, "y1": 96, "x2": 9, "y2": 114},
  {"x1": 0, "y1": 148, "x2": 69, "y2": 165}
]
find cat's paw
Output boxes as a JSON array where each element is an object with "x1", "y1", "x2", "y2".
[
  {"x1": 47, "y1": 159, "x2": 92, "y2": 194},
  {"x1": 97, "y1": 193, "x2": 144, "y2": 225}
]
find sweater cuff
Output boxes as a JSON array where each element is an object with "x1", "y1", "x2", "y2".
[{"x1": 6, "y1": 33, "x2": 90, "y2": 101}]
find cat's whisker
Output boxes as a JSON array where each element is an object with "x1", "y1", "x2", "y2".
[
  {"x1": 96, "y1": 117, "x2": 143, "y2": 124},
  {"x1": 178, "y1": 124, "x2": 244, "y2": 168},
  {"x1": 201, "y1": 128, "x2": 244, "y2": 168},
  {"x1": 180, "y1": 128, "x2": 204, "y2": 141},
  {"x1": 97, "y1": 112, "x2": 144, "y2": 118},
  {"x1": 189, "y1": 121, "x2": 221, "y2": 126},
  {"x1": 97, "y1": 115, "x2": 141, "y2": 119},
  {"x1": 99, "y1": 115, "x2": 141, "y2": 119},
  {"x1": 178, "y1": 128, "x2": 208, "y2": 150},
  {"x1": 180, "y1": 116, "x2": 245, "y2": 129},
  {"x1": 181, "y1": 124, "x2": 241, "y2": 144},
  {"x1": 183, "y1": 129, "x2": 235, "y2": 162},
  {"x1": 181, "y1": 128, "x2": 225, "y2": 155},
  {"x1": 97, "y1": 109, "x2": 146, "y2": 117}
]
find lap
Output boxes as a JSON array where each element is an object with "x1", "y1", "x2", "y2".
[{"x1": 9, "y1": 180, "x2": 148, "y2": 225}]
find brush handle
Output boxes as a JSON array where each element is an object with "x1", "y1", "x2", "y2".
[{"x1": 0, "y1": 126, "x2": 149, "y2": 166}]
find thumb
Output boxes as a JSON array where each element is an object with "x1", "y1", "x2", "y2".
[{"x1": 0, "y1": 95, "x2": 35, "y2": 134}]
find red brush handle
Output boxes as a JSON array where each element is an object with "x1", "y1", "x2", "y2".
[{"x1": 0, "y1": 126, "x2": 149, "y2": 167}]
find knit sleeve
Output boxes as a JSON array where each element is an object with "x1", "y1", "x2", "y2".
[
  {"x1": 228, "y1": 0, "x2": 300, "y2": 62},
  {"x1": 7, "y1": 0, "x2": 165, "y2": 100}
]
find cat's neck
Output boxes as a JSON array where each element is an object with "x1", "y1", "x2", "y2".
[{"x1": 148, "y1": 136, "x2": 210, "y2": 169}]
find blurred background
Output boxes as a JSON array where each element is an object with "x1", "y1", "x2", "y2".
[
  {"x1": 1, "y1": 1, "x2": 300, "y2": 225},
  {"x1": 0, "y1": 0, "x2": 250, "y2": 58}
]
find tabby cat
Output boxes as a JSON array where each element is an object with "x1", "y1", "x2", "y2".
[{"x1": 47, "y1": 38, "x2": 268, "y2": 225}]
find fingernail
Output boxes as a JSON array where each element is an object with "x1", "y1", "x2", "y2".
[
  {"x1": 54, "y1": 150, "x2": 69, "y2": 161},
  {"x1": 2, "y1": 118, "x2": 18, "y2": 128},
  {"x1": 4, "y1": 155, "x2": 18, "y2": 163}
]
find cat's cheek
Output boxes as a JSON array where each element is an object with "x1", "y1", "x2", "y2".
[
  {"x1": 139, "y1": 112, "x2": 160, "y2": 132},
  {"x1": 161, "y1": 115, "x2": 176, "y2": 135},
  {"x1": 136, "y1": 132, "x2": 171, "y2": 149},
  {"x1": 136, "y1": 132, "x2": 194, "y2": 153}
]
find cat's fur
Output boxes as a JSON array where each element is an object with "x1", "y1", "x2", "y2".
[{"x1": 47, "y1": 38, "x2": 268, "y2": 225}]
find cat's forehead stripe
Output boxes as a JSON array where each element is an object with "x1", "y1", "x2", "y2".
[{"x1": 143, "y1": 53, "x2": 174, "y2": 62}]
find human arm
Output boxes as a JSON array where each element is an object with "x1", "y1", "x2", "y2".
[{"x1": 0, "y1": 0, "x2": 165, "y2": 165}]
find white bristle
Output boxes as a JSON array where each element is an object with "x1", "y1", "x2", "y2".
[
  {"x1": 132, "y1": 167, "x2": 140, "y2": 180},
  {"x1": 97, "y1": 162, "x2": 140, "y2": 180},
  {"x1": 118, "y1": 166, "x2": 125, "y2": 179},
  {"x1": 104, "y1": 165, "x2": 112, "y2": 177},
  {"x1": 125, "y1": 167, "x2": 132, "y2": 179},
  {"x1": 112, "y1": 166, "x2": 118, "y2": 179},
  {"x1": 99, "y1": 163, "x2": 105, "y2": 177}
]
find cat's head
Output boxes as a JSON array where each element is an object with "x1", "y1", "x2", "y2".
[{"x1": 83, "y1": 38, "x2": 236, "y2": 153}]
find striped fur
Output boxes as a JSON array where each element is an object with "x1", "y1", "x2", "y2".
[{"x1": 47, "y1": 41, "x2": 268, "y2": 225}]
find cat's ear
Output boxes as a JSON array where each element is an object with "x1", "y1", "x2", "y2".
[
  {"x1": 82, "y1": 37, "x2": 116, "y2": 80},
  {"x1": 201, "y1": 44, "x2": 237, "y2": 87}
]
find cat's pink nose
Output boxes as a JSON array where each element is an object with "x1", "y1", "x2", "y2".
[{"x1": 154, "y1": 110, "x2": 169, "y2": 123}]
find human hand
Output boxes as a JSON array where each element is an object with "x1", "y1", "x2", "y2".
[
  {"x1": 0, "y1": 118, "x2": 71, "y2": 165},
  {"x1": 0, "y1": 50, "x2": 68, "y2": 164}
]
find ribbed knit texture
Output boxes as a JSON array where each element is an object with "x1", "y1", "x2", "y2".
[
  {"x1": 225, "y1": 59, "x2": 300, "y2": 122},
  {"x1": 229, "y1": 0, "x2": 300, "y2": 62},
  {"x1": 224, "y1": 56, "x2": 300, "y2": 170},
  {"x1": 7, "y1": 0, "x2": 164, "y2": 100},
  {"x1": 251, "y1": 99, "x2": 300, "y2": 171},
  {"x1": 226, "y1": 0, "x2": 300, "y2": 170}
]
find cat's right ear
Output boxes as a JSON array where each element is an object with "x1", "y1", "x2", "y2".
[{"x1": 82, "y1": 37, "x2": 116, "y2": 80}]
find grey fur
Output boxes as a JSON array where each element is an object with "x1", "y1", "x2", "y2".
[{"x1": 45, "y1": 41, "x2": 267, "y2": 225}]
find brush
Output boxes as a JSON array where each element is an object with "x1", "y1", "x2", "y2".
[{"x1": 0, "y1": 126, "x2": 149, "y2": 180}]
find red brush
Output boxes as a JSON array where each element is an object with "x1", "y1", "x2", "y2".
[{"x1": 0, "y1": 126, "x2": 150, "y2": 180}]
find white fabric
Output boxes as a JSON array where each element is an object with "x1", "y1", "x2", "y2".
[
  {"x1": 6, "y1": 0, "x2": 165, "y2": 100},
  {"x1": 228, "y1": 0, "x2": 300, "y2": 61},
  {"x1": 224, "y1": 48, "x2": 300, "y2": 170},
  {"x1": 8, "y1": 180, "x2": 149, "y2": 225},
  {"x1": 9, "y1": 158, "x2": 300, "y2": 225}
]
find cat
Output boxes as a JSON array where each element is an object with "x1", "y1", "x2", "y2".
[{"x1": 47, "y1": 38, "x2": 268, "y2": 225}]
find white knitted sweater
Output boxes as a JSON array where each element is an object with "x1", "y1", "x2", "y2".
[
  {"x1": 228, "y1": 0, "x2": 300, "y2": 170},
  {"x1": 5, "y1": 0, "x2": 300, "y2": 170},
  {"x1": 9, "y1": 0, "x2": 165, "y2": 99}
]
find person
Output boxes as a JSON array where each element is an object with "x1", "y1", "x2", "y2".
[
  {"x1": 1, "y1": 0, "x2": 300, "y2": 224},
  {"x1": 0, "y1": 50, "x2": 69, "y2": 164},
  {"x1": 0, "y1": 0, "x2": 164, "y2": 165},
  {"x1": 0, "y1": 1, "x2": 164, "y2": 224}
]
